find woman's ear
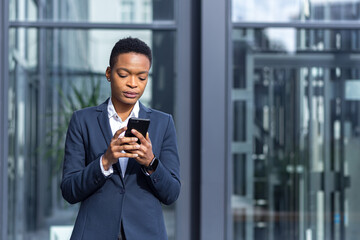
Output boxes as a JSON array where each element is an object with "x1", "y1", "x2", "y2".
[{"x1": 105, "y1": 66, "x2": 111, "y2": 81}]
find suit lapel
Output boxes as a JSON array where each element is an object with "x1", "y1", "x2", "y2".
[
  {"x1": 97, "y1": 108, "x2": 112, "y2": 146},
  {"x1": 124, "y1": 102, "x2": 152, "y2": 182},
  {"x1": 97, "y1": 99, "x2": 124, "y2": 183}
]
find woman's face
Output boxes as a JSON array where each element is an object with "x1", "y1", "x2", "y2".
[{"x1": 106, "y1": 52, "x2": 150, "y2": 107}]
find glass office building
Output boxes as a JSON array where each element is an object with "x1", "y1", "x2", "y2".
[{"x1": 1, "y1": 0, "x2": 360, "y2": 240}]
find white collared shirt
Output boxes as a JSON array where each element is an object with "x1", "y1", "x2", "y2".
[{"x1": 100, "y1": 98, "x2": 140, "y2": 178}]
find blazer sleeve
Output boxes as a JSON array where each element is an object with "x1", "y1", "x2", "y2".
[
  {"x1": 60, "y1": 111, "x2": 107, "y2": 204},
  {"x1": 145, "y1": 115, "x2": 181, "y2": 205}
]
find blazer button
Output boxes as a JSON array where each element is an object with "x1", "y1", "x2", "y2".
[{"x1": 119, "y1": 188, "x2": 125, "y2": 194}]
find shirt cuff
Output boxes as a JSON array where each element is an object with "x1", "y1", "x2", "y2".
[{"x1": 100, "y1": 155, "x2": 113, "y2": 177}]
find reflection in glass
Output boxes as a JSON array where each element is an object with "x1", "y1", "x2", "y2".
[
  {"x1": 233, "y1": 28, "x2": 360, "y2": 53},
  {"x1": 232, "y1": 0, "x2": 299, "y2": 22},
  {"x1": 344, "y1": 100, "x2": 360, "y2": 240},
  {"x1": 233, "y1": 207, "x2": 246, "y2": 239},
  {"x1": 232, "y1": 0, "x2": 360, "y2": 23},
  {"x1": 232, "y1": 24, "x2": 360, "y2": 239},
  {"x1": 233, "y1": 101, "x2": 247, "y2": 142},
  {"x1": 233, "y1": 33, "x2": 247, "y2": 88},
  {"x1": 233, "y1": 154, "x2": 247, "y2": 196},
  {"x1": 9, "y1": 0, "x2": 38, "y2": 21},
  {"x1": 10, "y1": 0, "x2": 175, "y2": 23},
  {"x1": 8, "y1": 28, "x2": 176, "y2": 240},
  {"x1": 8, "y1": 28, "x2": 39, "y2": 239}
]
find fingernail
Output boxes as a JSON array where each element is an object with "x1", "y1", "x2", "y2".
[
  {"x1": 136, "y1": 145, "x2": 140, "y2": 148},
  {"x1": 131, "y1": 129, "x2": 136, "y2": 133},
  {"x1": 134, "y1": 154, "x2": 138, "y2": 157}
]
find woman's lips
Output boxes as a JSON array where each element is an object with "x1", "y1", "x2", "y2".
[{"x1": 123, "y1": 91, "x2": 138, "y2": 98}]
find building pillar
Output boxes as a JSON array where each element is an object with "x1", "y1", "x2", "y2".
[
  {"x1": 201, "y1": 0, "x2": 228, "y2": 239},
  {"x1": 0, "y1": 0, "x2": 9, "y2": 240}
]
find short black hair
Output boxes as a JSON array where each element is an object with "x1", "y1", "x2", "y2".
[{"x1": 109, "y1": 37, "x2": 152, "y2": 68}]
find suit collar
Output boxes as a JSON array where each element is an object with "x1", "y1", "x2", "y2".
[
  {"x1": 139, "y1": 101, "x2": 151, "y2": 114},
  {"x1": 96, "y1": 98, "x2": 109, "y2": 112},
  {"x1": 97, "y1": 98, "x2": 151, "y2": 111},
  {"x1": 97, "y1": 99, "x2": 112, "y2": 146},
  {"x1": 98, "y1": 98, "x2": 149, "y2": 117}
]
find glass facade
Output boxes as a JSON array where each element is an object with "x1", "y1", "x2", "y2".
[
  {"x1": 232, "y1": 0, "x2": 360, "y2": 22},
  {"x1": 231, "y1": 1, "x2": 360, "y2": 240},
  {"x1": 6, "y1": 1, "x2": 176, "y2": 240},
  {"x1": 9, "y1": 0, "x2": 174, "y2": 23},
  {"x1": 3, "y1": 0, "x2": 360, "y2": 240}
]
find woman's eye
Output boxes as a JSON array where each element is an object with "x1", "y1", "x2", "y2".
[
  {"x1": 118, "y1": 74, "x2": 127, "y2": 78},
  {"x1": 139, "y1": 77, "x2": 146, "y2": 81}
]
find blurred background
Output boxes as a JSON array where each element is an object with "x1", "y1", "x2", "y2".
[{"x1": 1, "y1": 0, "x2": 360, "y2": 240}]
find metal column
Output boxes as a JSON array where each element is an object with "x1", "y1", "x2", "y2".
[
  {"x1": 176, "y1": 0, "x2": 201, "y2": 240},
  {"x1": 201, "y1": 0, "x2": 228, "y2": 239},
  {"x1": 0, "y1": 0, "x2": 9, "y2": 240}
]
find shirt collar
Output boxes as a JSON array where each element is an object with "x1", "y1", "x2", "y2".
[{"x1": 107, "y1": 98, "x2": 140, "y2": 122}]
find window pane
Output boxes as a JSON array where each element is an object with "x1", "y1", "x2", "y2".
[
  {"x1": 232, "y1": 27, "x2": 360, "y2": 240},
  {"x1": 232, "y1": 0, "x2": 360, "y2": 23},
  {"x1": 233, "y1": 154, "x2": 247, "y2": 196},
  {"x1": 233, "y1": 101, "x2": 247, "y2": 142},
  {"x1": 9, "y1": 0, "x2": 175, "y2": 23},
  {"x1": 8, "y1": 28, "x2": 176, "y2": 240},
  {"x1": 233, "y1": 28, "x2": 360, "y2": 53}
]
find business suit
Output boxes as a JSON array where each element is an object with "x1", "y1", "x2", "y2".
[{"x1": 61, "y1": 98, "x2": 181, "y2": 240}]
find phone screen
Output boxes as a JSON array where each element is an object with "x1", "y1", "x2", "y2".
[{"x1": 125, "y1": 118, "x2": 150, "y2": 144}]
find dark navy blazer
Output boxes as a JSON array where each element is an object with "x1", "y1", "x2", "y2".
[{"x1": 60, "y1": 99, "x2": 181, "y2": 240}]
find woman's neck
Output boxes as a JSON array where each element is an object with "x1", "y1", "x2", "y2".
[{"x1": 111, "y1": 97, "x2": 135, "y2": 121}]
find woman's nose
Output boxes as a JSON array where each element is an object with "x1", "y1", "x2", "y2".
[{"x1": 127, "y1": 76, "x2": 137, "y2": 88}]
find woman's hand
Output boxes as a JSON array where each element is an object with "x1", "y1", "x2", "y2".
[
  {"x1": 128, "y1": 129, "x2": 154, "y2": 167},
  {"x1": 102, "y1": 127, "x2": 140, "y2": 170}
]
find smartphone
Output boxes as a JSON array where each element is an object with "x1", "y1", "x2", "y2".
[{"x1": 125, "y1": 118, "x2": 150, "y2": 144}]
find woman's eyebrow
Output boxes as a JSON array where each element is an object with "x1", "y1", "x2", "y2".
[
  {"x1": 137, "y1": 70, "x2": 149, "y2": 75},
  {"x1": 117, "y1": 67, "x2": 148, "y2": 75},
  {"x1": 117, "y1": 67, "x2": 131, "y2": 73}
]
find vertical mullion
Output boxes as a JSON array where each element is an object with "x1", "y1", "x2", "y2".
[
  {"x1": 245, "y1": 52, "x2": 254, "y2": 240},
  {"x1": 0, "y1": 0, "x2": 9, "y2": 240},
  {"x1": 267, "y1": 68, "x2": 275, "y2": 240},
  {"x1": 339, "y1": 74, "x2": 346, "y2": 240},
  {"x1": 36, "y1": 0, "x2": 47, "y2": 227},
  {"x1": 324, "y1": 69, "x2": 332, "y2": 240},
  {"x1": 307, "y1": 67, "x2": 314, "y2": 240},
  {"x1": 226, "y1": 0, "x2": 233, "y2": 239},
  {"x1": 201, "y1": 0, "x2": 227, "y2": 239},
  {"x1": 176, "y1": 0, "x2": 201, "y2": 239}
]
